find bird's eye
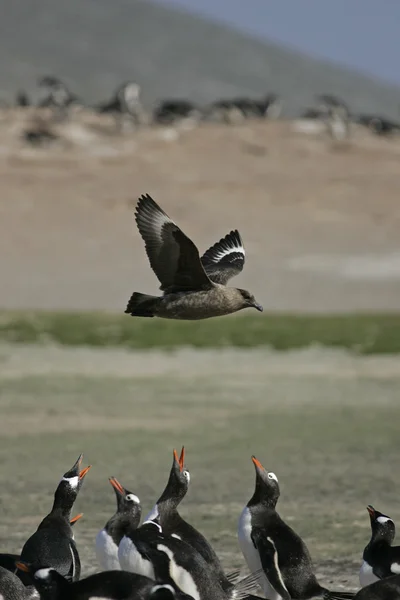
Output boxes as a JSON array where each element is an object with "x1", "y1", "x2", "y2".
[{"x1": 268, "y1": 472, "x2": 278, "y2": 482}]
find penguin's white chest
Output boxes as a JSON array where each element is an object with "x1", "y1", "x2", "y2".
[
  {"x1": 95, "y1": 529, "x2": 121, "y2": 570},
  {"x1": 359, "y1": 560, "x2": 379, "y2": 587},
  {"x1": 238, "y1": 507, "x2": 282, "y2": 600},
  {"x1": 118, "y1": 536, "x2": 155, "y2": 579}
]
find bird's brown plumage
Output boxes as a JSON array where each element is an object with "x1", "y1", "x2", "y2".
[{"x1": 125, "y1": 194, "x2": 263, "y2": 320}]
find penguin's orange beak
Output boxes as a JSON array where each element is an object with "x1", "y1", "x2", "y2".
[
  {"x1": 367, "y1": 505, "x2": 375, "y2": 518},
  {"x1": 79, "y1": 465, "x2": 92, "y2": 480},
  {"x1": 109, "y1": 476, "x2": 125, "y2": 495},
  {"x1": 15, "y1": 561, "x2": 30, "y2": 573},
  {"x1": 70, "y1": 513, "x2": 83, "y2": 525},
  {"x1": 252, "y1": 456, "x2": 265, "y2": 471},
  {"x1": 173, "y1": 446, "x2": 185, "y2": 472}
]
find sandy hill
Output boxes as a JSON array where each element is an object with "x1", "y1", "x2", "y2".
[{"x1": 0, "y1": 0, "x2": 400, "y2": 118}]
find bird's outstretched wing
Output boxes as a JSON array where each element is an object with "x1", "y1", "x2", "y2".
[
  {"x1": 201, "y1": 230, "x2": 245, "y2": 285},
  {"x1": 135, "y1": 194, "x2": 212, "y2": 292}
]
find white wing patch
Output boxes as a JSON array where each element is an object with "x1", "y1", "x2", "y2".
[
  {"x1": 391, "y1": 562, "x2": 400, "y2": 574},
  {"x1": 69, "y1": 542, "x2": 76, "y2": 579},
  {"x1": 210, "y1": 244, "x2": 245, "y2": 263},
  {"x1": 157, "y1": 544, "x2": 200, "y2": 600}
]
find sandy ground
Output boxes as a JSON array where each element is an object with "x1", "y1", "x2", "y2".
[{"x1": 0, "y1": 109, "x2": 400, "y2": 312}]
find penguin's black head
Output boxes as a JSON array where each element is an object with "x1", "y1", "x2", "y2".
[
  {"x1": 52, "y1": 453, "x2": 92, "y2": 514},
  {"x1": 15, "y1": 561, "x2": 67, "y2": 596},
  {"x1": 249, "y1": 455, "x2": 280, "y2": 508},
  {"x1": 141, "y1": 517, "x2": 163, "y2": 536},
  {"x1": 109, "y1": 476, "x2": 142, "y2": 524},
  {"x1": 367, "y1": 505, "x2": 395, "y2": 543},
  {"x1": 158, "y1": 446, "x2": 190, "y2": 508},
  {"x1": 150, "y1": 584, "x2": 176, "y2": 600}
]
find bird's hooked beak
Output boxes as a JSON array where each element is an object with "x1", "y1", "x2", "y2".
[
  {"x1": 173, "y1": 446, "x2": 185, "y2": 472},
  {"x1": 252, "y1": 301, "x2": 263, "y2": 312}
]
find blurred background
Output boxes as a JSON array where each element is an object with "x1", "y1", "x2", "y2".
[{"x1": 0, "y1": 0, "x2": 400, "y2": 589}]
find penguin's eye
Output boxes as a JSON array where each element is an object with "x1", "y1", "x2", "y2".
[
  {"x1": 268, "y1": 472, "x2": 278, "y2": 482},
  {"x1": 183, "y1": 470, "x2": 190, "y2": 482}
]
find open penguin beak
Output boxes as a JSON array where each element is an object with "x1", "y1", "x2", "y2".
[
  {"x1": 173, "y1": 446, "x2": 185, "y2": 472},
  {"x1": 70, "y1": 513, "x2": 83, "y2": 525},
  {"x1": 109, "y1": 476, "x2": 125, "y2": 496},
  {"x1": 79, "y1": 465, "x2": 92, "y2": 480}
]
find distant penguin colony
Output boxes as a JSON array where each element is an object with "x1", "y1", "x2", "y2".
[{"x1": 0, "y1": 449, "x2": 397, "y2": 600}]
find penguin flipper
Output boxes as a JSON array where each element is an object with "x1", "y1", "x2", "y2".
[{"x1": 250, "y1": 532, "x2": 290, "y2": 600}]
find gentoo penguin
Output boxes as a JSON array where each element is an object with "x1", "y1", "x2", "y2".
[
  {"x1": 119, "y1": 518, "x2": 260, "y2": 600},
  {"x1": 152, "y1": 100, "x2": 201, "y2": 125},
  {"x1": 96, "y1": 476, "x2": 142, "y2": 570},
  {"x1": 16, "y1": 561, "x2": 166, "y2": 600},
  {"x1": 0, "y1": 566, "x2": 38, "y2": 600},
  {"x1": 238, "y1": 456, "x2": 355, "y2": 600},
  {"x1": 0, "y1": 515, "x2": 82, "y2": 587},
  {"x1": 360, "y1": 505, "x2": 400, "y2": 587},
  {"x1": 145, "y1": 448, "x2": 233, "y2": 591},
  {"x1": 37, "y1": 76, "x2": 78, "y2": 110},
  {"x1": 124, "y1": 194, "x2": 263, "y2": 320},
  {"x1": 97, "y1": 82, "x2": 147, "y2": 129},
  {"x1": 20, "y1": 454, "x2": 91, "y2": 582}
]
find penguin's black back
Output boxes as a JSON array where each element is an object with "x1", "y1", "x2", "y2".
[
  {"x1": 67, "y1": 571, "x2": 154, "y2": 600},
  {"x1": 21, "y1": 529, "x2": 78, "y2": 581},
  {"x1": 253, "y1": 508, "x2": 321, "y2": 598},
  {"x1": 160, "y1": 512, "x2": 231, "y2": 591},
  {"x1": 153, "y1": 533, "x2": 226, "y2": 600},
  {"x1": 355, "y1": 575, "x2": 400, "y2": 600}
]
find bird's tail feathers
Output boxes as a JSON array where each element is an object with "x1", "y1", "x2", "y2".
[
  {"x1": 125, "y1": 292, "x2": 158, "y2": 317},
  {"x1": 230, "y1": 569, "x2": 263, "y2": 600}
]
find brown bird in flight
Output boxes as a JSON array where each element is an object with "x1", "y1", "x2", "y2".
[{"x1": 125, "y1": 194, "x2": 263, "y2": 320}]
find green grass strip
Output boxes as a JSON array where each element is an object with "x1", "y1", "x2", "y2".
[{"x1": 0, "y1": 311, "x2": 399, "y2": 353}]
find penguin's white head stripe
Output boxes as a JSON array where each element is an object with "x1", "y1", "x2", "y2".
[
  {"x1": 377, "y1": 516, "x2": 392, "y2": 525},
  {"x1": 126, "y1": 493, "x2": 140, "y2": 504},
  {"x1": 267, "y1": 472, "x2": 278, "y2": 482},
  {"x1": 391, "y1": 563, "x2": 400, "y2": 574},
  {"x1": 142, "y1": 519, "x2": 162, "y2": 532},
  {"x1": 61, "y1": 475, "x2": 79, "y2": 489},
  {"x1": 34, "y1": 568, "x2": 53, "y2": 580},
  {"x1": 151, "y1": 585, "x2": 175, "y2": 594},
  {"x1": 183, "y1": 470, "x2": 190, "y2": 483}
]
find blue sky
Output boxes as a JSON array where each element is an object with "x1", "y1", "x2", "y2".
[{"x1": 158, "y1": 0, "x2": 400, "y2": 86}]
